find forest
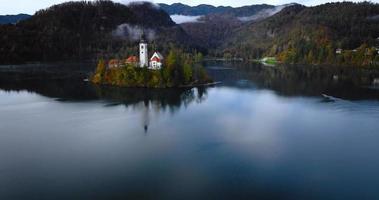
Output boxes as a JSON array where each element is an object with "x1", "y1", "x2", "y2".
[
  {"x1": 219, "y1": 2, "x2": 379, "y2": 67},
  {"x1": 0, "y1": 0, "x2": 192, "y2": 64},
  {"x1": 1, "y1": 1, "x2": 379, "y2": 67}
]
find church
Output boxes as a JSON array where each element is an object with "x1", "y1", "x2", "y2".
[
  {"x1": 139, "y1": 36, "x2": 164, "y2": 70},
  {"x1": 108, "y1": 35, "x2": 164, "y2": 70}
]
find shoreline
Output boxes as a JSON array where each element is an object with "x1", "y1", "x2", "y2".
[
  {"x1": 90, "y1": 81, "x2": 221, "y2": 89},
  {"x1": 205, "y1": 57, "x2": 379, "y2": 69}
]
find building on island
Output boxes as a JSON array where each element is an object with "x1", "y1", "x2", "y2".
[
  {"x1": 107, "y1": 34, "x2": 164, "y2": 70},
  {"x1": 109, "y1": 59, "x2": 120, "y2": 68},
  {"x1": 125, "y1": 56, "x2": 138, "y2": 65},
  {"x1": 150, "y1": 52, "x2": 164, "y2": 70},
  {"x1": 138, "y1": 34, "x2": 163, "y2": 70},
  {"x1": 335, "y1": 48, "x2": 342, "y2": 54}
]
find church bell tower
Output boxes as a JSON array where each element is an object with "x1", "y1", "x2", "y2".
[{"x1": 139, "y1": 33, "x2": 148, "y2": 68}]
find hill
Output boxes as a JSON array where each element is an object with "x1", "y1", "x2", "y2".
[
  {"x1": 0, "y1": 14, "x2": 31, "y2": 24},
  {"x1": 180, "y1": 14, "x2": 243, "y2": 51},
  {"x1": 159, "y1": 3, "x2": 276, "y2": 17},
  {"x1": 0, "y1": 0, "x2": 191, "y2": 64},
  {"x1": 2, "y1": 1, "x2": 379, "y2": 67},
  {"x1": 158, "y1": 3, "x2": 233, "y2": 16},
  {"x1": 221, "y1": 2, "x2": 379, "y2": 66},
  {"x1": 162, "y1": 3, "x2": 292, "y2": 51}
]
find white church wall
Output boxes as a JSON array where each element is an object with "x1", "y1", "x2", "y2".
[{"x1": 139, "y1": 42, "x2": 148, "y2": 68}]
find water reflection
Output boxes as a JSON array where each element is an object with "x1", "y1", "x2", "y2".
[
  {"x1": 0, "y1": 65, "x2": 211, "y2": 134},
  {"x1": 93, "y1": 86, "x2": 208, "y2": 133},
  {"x1": 1, "y1": 62, "x2": 379, "y2": 102},
  {"x1": 0, "y1": 64, "x2": 208, "y2": 105},
  {"x1": 1, "y1": 63, "x2": 379, "y2": 199},
  {"x1": 207, "y1": 61, "x2": 379, "y2": 100}
]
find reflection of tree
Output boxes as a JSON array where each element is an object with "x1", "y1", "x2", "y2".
[
  {"x1": 93, "y1": 86, "x2": 208, "y2": 133},
  {"x1": 206, "y1": 61, "x2": 379, "y2": 100},
  {"x1": 0, "y1": 63, "x2": 96, "y2": 100},
  {"x1": 196, "y1": 87, "x2": 208, "y2": 103},
  {"x1": 0, "y1": 67, "x2": 209, "y2": 133},
  {"x1": 0, "y1": 66, "x2": 209, "y2": 111},
  {"x1": 0, "y1": 73, "x2": 97, "y2": 100},
  {"x1": 93, "y1": 86, "x2": 206, "y2": 111}
]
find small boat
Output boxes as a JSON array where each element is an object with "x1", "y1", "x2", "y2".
[
  {"x1": 373, "y1": 78, "x2": 379, "y2": 86},
  {"x1": 321, "y1": 94, "x2": 336, "y2": 102}
]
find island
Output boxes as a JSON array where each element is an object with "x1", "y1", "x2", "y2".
[{"x1": 91, "y1": 36, "x2": 213, "y2": 88}]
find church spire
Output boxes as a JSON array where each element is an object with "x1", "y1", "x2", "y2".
[{"x1": 140, "y1": 31, "x2": 147, "y2": 43}]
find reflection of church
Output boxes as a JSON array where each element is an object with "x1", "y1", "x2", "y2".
[
  {"x1": 138, "y1": 88, "x2": 208, "y2": 134},
  {"x1": 91, "y1": 86, "x2": 208, "y2": 133},
  {"x1": 142, "y1": 101, "x2": 150, "y2": 134}
]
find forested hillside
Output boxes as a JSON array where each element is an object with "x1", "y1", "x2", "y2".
[
  {"x1": 159, "y1": 3, "x2": 274, "y2": 17},
  {"x1": 180, "y1": 14, "x2": 243, "y2": 51},
  {"x1": 0, "y1": 0, "x2": 190, "y2": 64},
  {"x1": 159, "y1": 3, "x2": 232, "y2": 16},
  {"x1": 221, "y1": 2, "x2": 379, "y2": 66},
  {"x1": 170, "y1": 4, "x2": 280, "y2": 51},
  {"x1": 1, "y1": 1, "x2": 379, "y2": 66}
]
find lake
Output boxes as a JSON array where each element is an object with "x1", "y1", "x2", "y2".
[{"x1": 1, "y1": 62, "x2": 379, "y2": 200}]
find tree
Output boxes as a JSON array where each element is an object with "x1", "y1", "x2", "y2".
[
  {"x1": 182, "y1": 62, "x2": 193, "y2": 84},
  {"x1": 195, "y1": 52, "x2": 204, "y2": 63},
  {"x1": 92, "y1": 58, "x2": 106, "y2": 83}
]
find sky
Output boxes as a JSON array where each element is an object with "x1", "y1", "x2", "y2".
[{"x1": 0, "y1": 0, "x2": 377, "y2": 15}]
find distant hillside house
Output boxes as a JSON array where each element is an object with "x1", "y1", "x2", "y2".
[
  {"x1": 149, "y1": 52, "x2": 164, "y2": 70},
  {"x1": 336, "y1": 48, "x2": 342, "y2": 54}
]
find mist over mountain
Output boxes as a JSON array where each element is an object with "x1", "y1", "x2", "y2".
[
  {"x1": 0, "y1": 1, "x2": 191, "y2": 64},
  {"x1": 1, "y1": 1, "x2": 378, "y2": 66},
  {"x1": 159, "y1": 3, "x2": 279, "y2": 18},
  {"x1": 221, "y1": 2, "x2": 379, "y2": 66},
  {"x1": 162, "y1": 3, "x2": 293, "y2": 51}
]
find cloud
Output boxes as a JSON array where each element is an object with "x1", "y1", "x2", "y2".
[
  {"x1": 170, "y1": 15, "x2": 203, "y2": 24},
  {"x1": 113, "y1": 23, "x2": 156, "y2": 41},
  {"x1": 117, "y1": 0, "x2": 160, "y2": 9},
  {"x1": 367, "y1": 14, "x2": 379, "y2": 21}
]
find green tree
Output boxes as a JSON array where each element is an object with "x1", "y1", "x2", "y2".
[
  {"x1": 92, "y1": 58, "x2": 106, "y2": 83},
  {"x1": 182, "y1": 62, "x2": 193, "y2": 84},
  {"x1": 195, "y1": 52, "x2": 204, "y2": 63},
  {"x1": 307, "y1": 50, "x2": 315, "y2": 64}
]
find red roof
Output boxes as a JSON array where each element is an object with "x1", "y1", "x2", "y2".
[
  {"x1": 151, "y1": 57, "x2": 161, "y2": 62},
  {"x1": 126, "y1": 56, "x2": 138, "y2": 63},
  {"x1": 150, "y1": 52, "x2": 164, "y2": 62}
]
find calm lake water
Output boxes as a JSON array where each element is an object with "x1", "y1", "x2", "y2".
[{"x1": 1, "y1": 62, "x2": 379, "y2": 200}]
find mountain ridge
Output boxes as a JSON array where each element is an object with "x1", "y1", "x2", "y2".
[
  {"x1": 0, "y1": 1, "x2": 192, "y2": 64},
  {"x1": 0, "y1": 14, "x2": 31, "y2": 24},
  {"x1": 1, "y1": 1, "x2": 379, "y2": 66},
  {"x1": 158, "y1": 3, "x2": 277, "y2": 17},
  {"x1": 221, "y1": 2, "x2": 379, "y2": 66},
  {"x1": 168, "y1": 3, "x2": 294, "y2": 50}
]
